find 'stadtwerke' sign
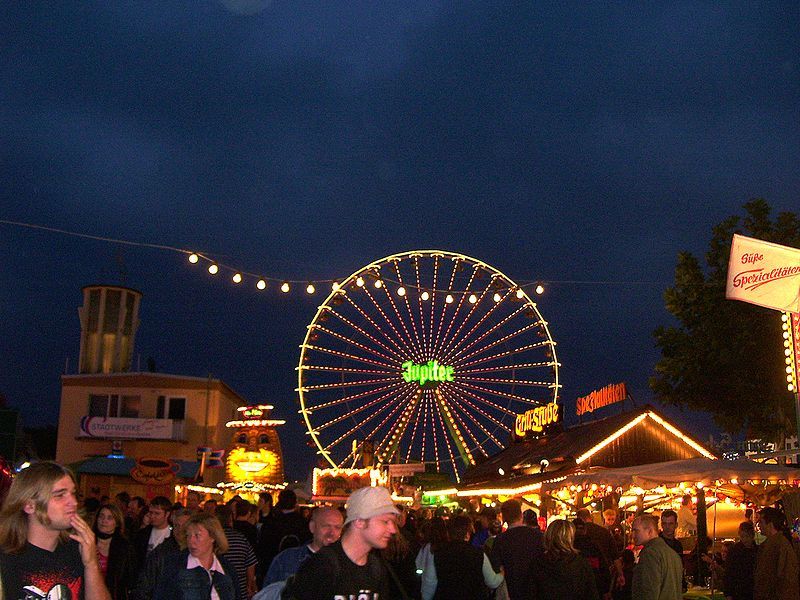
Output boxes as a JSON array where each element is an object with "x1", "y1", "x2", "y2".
[
  {"x1": 515, "y1": 401, "x2": 560, "y2": 437},
  {"x1": 79, "y1": 416, "x2": 173, "y2": 439},
  {"x1": 402, "y1": 360, "x2": 454, "y2": 387}
]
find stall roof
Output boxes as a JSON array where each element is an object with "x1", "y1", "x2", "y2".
[
  {"x1": 70, "y1": 456, "x2": 199, "y2": 479},
  {"x1": 457, "y1": 405, "x2": 715, "y2": 495}
]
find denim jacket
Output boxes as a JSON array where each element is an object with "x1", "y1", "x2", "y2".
[{"x1": 153, "y1": 549, "x2": 238, "y2": 600}]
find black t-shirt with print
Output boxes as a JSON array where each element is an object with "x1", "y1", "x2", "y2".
[
  {"x1": 0, "y1": 539, "x2": 85, "y2": 600},
  {"x1": 285, "y1": 539, "x2": 392, "y2": 600}
]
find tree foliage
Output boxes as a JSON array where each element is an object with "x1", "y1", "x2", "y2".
[{"x1": 651, "y1": 200, "x2": 800, "y2": 440}]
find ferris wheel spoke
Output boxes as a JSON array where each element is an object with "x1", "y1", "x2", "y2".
[
  {"x1": 431, "y1": 398, "x2": 462, "y2": 482},
  {"x1": 352, "y1": 394, "x2": 413, "y2": 463},
  {"x1": 440, "y1": 385, "x2": 509, "y2": 446},
  {"x1": 300, "y1": 380, "x2": 404, "y2": 413},
  {"x1": 439, "y1": 286, "x2": 512, "y2": 363},
  {"x1": 411, "y1": 256, "x2": 431, "y2": 357},
  {"x1": 459, "y1": 381, "x2": 546, "y2": 407},
  {"x1": 432, "y1": 262, "x2": 478, "y2": 358},
  {"x1": 300, "y1": 343, "x2": 398, "y2": 371},
  {"x1": 433, "y1": 388, "x2": 475, "y2": 470},
  {"x1": 430, "y1": 258, "x2": 458, "y2": 356},
  {"x1": 301, "y1": 376, "x2": 402, "y2": 392},
  {"x1": 377, "y1": 390, "x2": 422, "y2": 463},
  {"x1": 360, "y1": 284, "x2": 421, "y2": 363},
  {"x1": 456, "y1": 361, "x2": 555, "y2": 374},
  {"x1": 443, "y1": 300, "x2": 527, "y2": 363},
  {"x1": 323, "y1": 393, "x2": 406, "y2": 455},
  {"x1": 404, "y1": 392, "x2": 426, "y2": 462},
  {"x1": 428, "y1": 394, "x2": 442, "y2": 471},
  {"x1": 315, "y1": 318, "x2": 403, "y2": 364},
  {"x1": 333, "y1": 300, "x2": 409, "y2": 361},
  {"x1": 437, "y1": 274, "x2": 493, "y2": 362},
  {"x1": 458, "y1": 376, "x2": 556, "y2": 387},
  {"x1": 457, "y1": 341, "x2": 555, "y2": 371},
  {"x1": 437, "y1": 387, "x2": 492, "y2": 456},
  {"x1": 389, "y1": 259, "x2": 426, "y2": 359},
  {"x1": 313, "y1": 384, "x2": 417, "y2": 432},
  {"x1": 454, "y1": 323, "x2": 544, "y2": 365},
  {"x1": 345, "y1": 287, "x2": 404, "y2": 356}
]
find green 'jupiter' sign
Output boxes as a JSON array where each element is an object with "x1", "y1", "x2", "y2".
[{"x1": 402, "y1": 360, "x2": 454, "y2": 387}]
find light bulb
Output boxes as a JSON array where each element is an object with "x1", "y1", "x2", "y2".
[
  {"x1": 331, "y1": 282, "x2": 340, "y2": 291},
  {"x1": 306, "y1": 284, "x2": 316, "y2": 294},
  {"x1": 374, "y1": 280, "x2": 383, "y2": 289},
  {"x1": 281, "y1": 282, "x2": 290, "y2": 293},
  {"x1": 257, "y1": 279, "x2": 266, "y2": 290},
  {"x1": 208, "y1": 264, "x2": 218, "y2": 275},
  {"x1": 232, "y1": 273, "x2": 242, "y2": 284},
  {"x1": 188, "y1": 253, "x2": 199, "y2": 264},
  {"x1": 356, "y1": 277, "x2": 365, "y2": 287},
  {"x1": 421, "y1": 291, "x2": 430, "y2": 301},
  {"x1": 515, "y1": 289, "x2": 524, "y2": 299},
  {"x1": 493, "y1": 293, "x2": 502, "y2": 302},
  {"x1": 468, "y1": 294, "x2": 477, "y2": 304},
  {"x1": 535, "y1": 284, "x2": 545, "y2": 295},
  {"x1": 397, "y1": 287, "x2": 406, "y2": 297},
  {"x1": 445, "y1": 294, "x2": 454, "y2": 304}
]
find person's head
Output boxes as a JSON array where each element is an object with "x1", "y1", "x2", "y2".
[
  {"x1": 94, "y1": 503, "x2": 125, "y2": 538},
  {"x1": 603, "y1": 509, "x2": 618, "y2": 527},
  {"x1": 184, "y1": 511, "x2": 228, "y2": 558},
  {"x1": 632, "y1": 514, "x2": 660, "y2": 546},
  {"x1": 758, "y1": 507, "x2": 787, "y2": 537},
  {"x1": 572, "y1": 517, "x2": 587, "y2": 537},
  {"x1": 214, "y1": 504, "x2": 234, "y2": 528},
  {"x1": 522, "y1": 508, "x2": 538, "y2": 528},
  {"x1": 276, "y1": 489, "x2": 298, "y2": 511},
  {"x1": 544, "y1": 519, "x2": 578, "y2": 559},
  {"x1": 148, "y1": 496, "x2": 172, "y2": 529},
  {"x1": 114, "y1": 491, "x2": 130, "y2": 512},
  {"x1": 258, "y1": 492, "x2": 273, "y2": 513},
  {"x1": 738, "y1": 520, "x2": 756, "y2": 546},
  {"x1": 0, "y1": 461, "x2": 78, "y2": 553},
  {"x1": 500, "y1": 498, "x2": 523, "y2": 526},
  {"x1": 344, "y1": 486, "x2": 399, "y2": 550},
  {"x1": 721, "y1": 540, "x2": 734, "y2": 560},
  {"x1": 660, "y1": 509, "x2": 678, "y2": 539},
  {"x1": 488, "y1": 519, "x2": 502, "y2": 536},
  {"x1": 681, "y1": 494, "x2": 692, "y2": 507},
  {"x1": 745, "y1": 508, "x2": 754, "y2": 521},
  {"x1": 185, "y1": 491, "x2": 201, "y2": 512},
  {"x1": 309, "y1": 506, "x2": 344, "y2": 550},
  {"x1": 575, "y1": 508, "x2": 592, "y2": 524},
  {"x1": 234, "y1": 499, "x2": 252, "y2": 520},
  {"x1": 128, "y1": 496, "x2": 146, "y2": 518},
  {"x1": 203, "y1": 498, "x2": 218, "y2": 513},
  {"x1": 171, "y1": 507, "x2": 192, "y2": 547},
  {"x1": 447, "y1": 515, "x2": 473, "y2": 542}
]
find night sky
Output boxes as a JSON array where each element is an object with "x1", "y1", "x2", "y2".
[{"x1": 2, "y1": 2, "x2": 798, "y2": 480}]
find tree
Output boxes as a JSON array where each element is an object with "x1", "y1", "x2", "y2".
[{"x1": 651, "y1": 199, "x2": 800, "y2": 442}]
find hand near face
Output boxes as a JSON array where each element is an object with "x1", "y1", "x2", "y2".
[{"x1": 69, "y1": 513, "x2": 99, "y2": 566}]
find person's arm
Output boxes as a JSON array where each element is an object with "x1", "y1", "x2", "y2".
[
  {"x1": 419, "y1": 550, "x2": 437, "y2": 600},
  {"x1": 69, "y1": 514, "x2": 111, "y2": 600},
  {"x1": 481, "y1": 554, "x2": 504, "y2": 589},
  {"x1": 246, "y1": 564, "x2": 257, "y2": 598}
]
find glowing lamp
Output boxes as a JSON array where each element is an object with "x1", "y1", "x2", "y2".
[
  {"x1": 421, "y1": 291, "x2": 430, "y2": 301},
  {"x1": 281, "y1": 282, "x2": 290, "y2": 293},
  {"x1": 188, "y1": 253, "x2": 199, "y2": 264},
  {"x1": 468, "y1": 294, "x2": 477, "y2": 304},
  {"x1": 356, "y1": 277, "x2": 365, "y2": 287},
  {"x1": 257, "y1": 279, "x2": 267, "y2": 290},
  {"x1": 515, "y1": 289, "x2": 524, "y2": 299},
  {"x1": 208, "y1": 264, "x2": 219, "y2": 274},
  {"x1": 397, "y1": 286, "x2": 406, "y2": 297},
  {"x1": 445, "y1": 294, "x2": 454, "y2": 304},
  {"x1": 307, "y1": 284, "x2": 316, "y2": 294},
  {"x1": 493, "y1": 293, "x2": 502, "y2": 302},
  {"x1": 232, "y1": 273, "x2": 242, "y2": 284},
  {"x1": 535, "y1": 284, "x2": 545, "y2": 295}
]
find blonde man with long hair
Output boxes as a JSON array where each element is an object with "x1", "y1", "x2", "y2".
[
  {"x1": 534, "y1": 519, "x2": 599, "y2": 600},
  {"x1": 0, "y1": 461, "x2": 111, "y2": 600}
]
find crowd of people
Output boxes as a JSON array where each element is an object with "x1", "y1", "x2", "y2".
[{"x1": 1, "y1": 461, "x2": 800, "y2": 600}]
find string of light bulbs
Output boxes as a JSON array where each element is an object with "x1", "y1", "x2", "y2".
[{"x1": 1, "y1": 218, "x2": 674, "y2": 298}]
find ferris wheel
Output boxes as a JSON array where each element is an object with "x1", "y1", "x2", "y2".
[{"x1": 297, "y1": 250, "x2": 560, "y2": 482}]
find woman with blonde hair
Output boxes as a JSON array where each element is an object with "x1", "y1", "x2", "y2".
[
  {"x1": 534, "y1": 519, "x2": 599, "y2": 600},
  {"x1": 152, "y1": 511, "x2": 238, "y2": 600}
]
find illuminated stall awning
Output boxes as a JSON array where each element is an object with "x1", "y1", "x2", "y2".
[{"x1": 457, "y1": 405, "x2": 716, "y2": 497}]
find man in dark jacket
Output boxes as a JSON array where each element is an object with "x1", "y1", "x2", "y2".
[
  {"x1": 490, "y1": 499, "x2": 543, "y2": 600},
  {"x1": 631, "y1": 514, "x2": 682, "y2": 600},
  {"x1": 256, "y1": 489, "x2": 311, "y2": 583},
  {"x1": 133, "y1": 496, "x2": 173, "y2": 568},
  {"x1": 131, "y1": 508, "x2": 191, "y2": 600}
]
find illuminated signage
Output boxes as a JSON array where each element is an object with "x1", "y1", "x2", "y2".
[
  {"x1": 576, "y1": 383, "x2": 627, "y2": 416},
  {"x1": 515, "y1": 401, "x2": 559, "y2": 437},
  {"x1": 402, "y1": 360, "x2": 454, "y2": 387}
]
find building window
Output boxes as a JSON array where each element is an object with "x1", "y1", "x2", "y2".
[
  {"x1": 88, "y1": 394, "x2": 140, "y2": 418},
  {"x1": 156, "y1": 396, "x2": 186, "y2": 420}
]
